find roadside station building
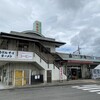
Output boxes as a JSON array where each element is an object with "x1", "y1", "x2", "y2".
[
  {"x1": 0, "y1": 21, "x2": 67, "y2": 86},
  {"x1": 0, "y1": 21, "x2": 100, "y2": 86}
]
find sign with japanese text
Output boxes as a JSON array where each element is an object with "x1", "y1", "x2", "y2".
[
  {"x1": 18, "y1": 51, "x2": 33, "y2": 60},
  {"x1": 68, "y1": 60, "x2": 93, "y2": 64},
  {"x1": 92, "y1": 69, "x2": 100, "y2": 79},
  {"x1": 59, "y1": 67, "x2": 63, "y2": 80},
  {"x1": 0, "y1": 50, "x2": 16, "y2": 59}
]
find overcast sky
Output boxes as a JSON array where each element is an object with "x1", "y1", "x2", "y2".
[{"x1": 0, "y1": 0, "x2": 100, "y2": 56}]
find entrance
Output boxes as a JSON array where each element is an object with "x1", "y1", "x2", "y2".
[
  {"x1": 67, "y1": 67, "x2": 82, "y2": 80},
  {"x1": 14, "y1": 70, "x2": 29, "y2": 86},
  {"x1": 47, "y1": 70, "x2": 52, "y2": 83},
  {"x1": 71, "y1": 68, "x2": 82, "y2": 79},
  {"x1": 71, "y1": 69, "x2": 77, "y2": 79},
  {"x1": 15, "y1": 70, "x2": 23, "y2": 86}
]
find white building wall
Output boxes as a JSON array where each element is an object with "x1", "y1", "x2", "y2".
[
  {"x1": 34, "y1": 53, "x2": 67, "y2": 81},
  {"x1": 49, "y1": 64, "x2": 67, "y2": 81},
  {"x1": 41, "y1": 42, "x2": 56, "y2": 53},
  {"x1": 0, "y1": 51, "x2": 67, "y2": 84},
  {"x1": 50, "y1": 46, "x2": 55, "y2": 53},
  {"x1": 1, "y1": 62, "x2": 42, "y2": 85}
]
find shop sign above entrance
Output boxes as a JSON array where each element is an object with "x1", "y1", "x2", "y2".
[
  {"x1": 0, "y1": 49, "x2": 16, "y2": 59},
  {"x1": 68, "y1": 60, "x2": 93, "y2": 64}
]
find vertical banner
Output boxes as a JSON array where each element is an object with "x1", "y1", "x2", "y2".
[{"x1": 59, "y1": 67, "x2": 63, "y2": 81}]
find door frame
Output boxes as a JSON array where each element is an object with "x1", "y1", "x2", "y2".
[
  {"x1": 13, "y1": 69, "x2": 31, "y2": 86},
  {"x1": 47, "y1": 70, "x2": 52, "y2": 83}
]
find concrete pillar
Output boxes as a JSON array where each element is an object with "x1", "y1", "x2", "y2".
[
  {"x1": 81, "y1": 64, "x2": 89, "y2": 79},
  {"x1": 66, "y1": 65, "x2": 68, "y2": 81},
  {"x1": 7, "y1": 64, "x2": 10, "y2": 86},
  {"x1": 29, "y1": 69, "x2": 31, "y2": 85},
  {"x1": 13, "y1": 70, "x2": 15, "y2": 86},
  {"x1": 41, "y1": 70, "x2": 47, "y2": 83},
  {"x1": 22, "y1": 70, "x2": 24, "y2": 86}
]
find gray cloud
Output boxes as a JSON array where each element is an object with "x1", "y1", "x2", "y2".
[
  {"x1": 0, "y1": 0, "x2": 100, "y2": 56},
  {"x1": 55, "y1": 0, "x2": 86, "y2": 10},
  {"x1": 71, "y1": 26, "x2": 100, "y2": 56}
]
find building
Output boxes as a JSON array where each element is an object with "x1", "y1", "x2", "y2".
[
  {"x1": 54, "y1": 52, "x2": 100, "y2": 80},
  {"x1": 0, "y1": 25, "x2": 67, "y2": 86},
  {"x1": 0, "y1": 21, "x2": 100, "y2": 87}
]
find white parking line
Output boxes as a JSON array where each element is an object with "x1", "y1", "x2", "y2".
[
  {"x1": 97, "y1": 92, "x2": 100, "y2": 94},
  {"x1": 82, "y1": 88, "x2": 100, "y2": 90},
  {"x1": 89, "y1": 90, "x2": 100, "y2": 92}
]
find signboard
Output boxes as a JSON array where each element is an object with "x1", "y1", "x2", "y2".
[
  {"x1": 18, "y1": 51, "x2": 33, "y2": 60},
  {"x1": 33, "y1": 21, "x2": 41, "y2": 34},
  {"x1": 92, "y1": 69, "x2": 100, "y2": 79},
  {"x1": 59, "y1": 67, "x2": 63, "y2": 80},
  {"x1": 68, "y1": 60, "x2": 93, "y2": 64},
  {"x1": 0, "y1": 50, "x2": 16, "y2": 58}
]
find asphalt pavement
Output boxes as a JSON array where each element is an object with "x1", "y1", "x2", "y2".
[{"x1": 0, "y1": 84, "x2": 100, "y2": 100}]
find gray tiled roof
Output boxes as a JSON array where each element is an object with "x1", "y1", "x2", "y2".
[
  {"x1": 10, "y1": 30, "x2": 55, "y2": 41},
  {"x1": 0, "y1": 31, "x2": 66, "y2": 47}
]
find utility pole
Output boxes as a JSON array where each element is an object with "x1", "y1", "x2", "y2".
[
  {"x1": 78, "y1": 45, "x2": 81, "y2": 54},
  {"x1": 73, "y1": 45, "x2": 81, "y2": 55}
]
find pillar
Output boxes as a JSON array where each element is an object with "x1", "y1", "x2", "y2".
[
  {"x1": 81, "y1": 64, "x2": 89, "y2": 79},
  {"x1": 29, "y1": 69, "x2": 31, "y2": 85}
]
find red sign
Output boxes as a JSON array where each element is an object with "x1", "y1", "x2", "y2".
[
  {"x1": 67, "y1": 60, "x2": 93, "y2": 64},
  {"x1": 59, "y1": 67, "x2": 63, "y2": 80}
]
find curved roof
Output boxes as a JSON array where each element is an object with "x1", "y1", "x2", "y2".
[
  {"x1": 22, "y1": 30, "x2": 44, "y2": 37},
  {"x1": 0, "y1": 31, "x2": 66, "y2": 47}
]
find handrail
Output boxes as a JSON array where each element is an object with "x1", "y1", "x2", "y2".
[
  {"x1": 53, "y1": 62, "x2": 59, "y2": 69},
  {"x1": 34, "y1": 50, "x2": 49, "y2": 64}
]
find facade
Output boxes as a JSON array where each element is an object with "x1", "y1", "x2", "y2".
[
  {"x1": 0, "y1": 29, "x2": 67, "y2": 86},
  {"x1": 0, "y1": 22, "x2": 100, "y2": 87},
  {"x1": 54, "y1": 52, "x2": 100, "y2": 80}
]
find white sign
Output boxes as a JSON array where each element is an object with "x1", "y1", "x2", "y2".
[
  {"x1": 35, "y1": 75, "x2": 38, "y2": 79},
  {"x1": 92, "y1": 69, "x2": 100, "y2": 79},
  {"x1": 0, "y1": 50, "x2": 16, "y2": 58},
  {"x1": 59, "y1": 67, "x2": 63, "y2": 80},
  {"x1": 38, "y1": 75, "x2": 40, "y2": 79},
  {"x1": 18, "y1": 51, "x2": 33, "y2": 60}
]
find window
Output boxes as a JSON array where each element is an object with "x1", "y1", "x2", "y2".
[
  {"x1": 46, "y1": 47, "x2": 50, "y2": 52},
  {"x1": 0, "y1": 39, "x2": 8, "y2": 49},
  {"x1": 18, "y1": 40, "x2": 29, "y2": 51}
]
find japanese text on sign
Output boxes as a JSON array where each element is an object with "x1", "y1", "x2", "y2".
[
  {"x1": 92, "y1": 69, "x2": 100, "y2": 79},
  {"x1": 0, "y1": 50, "x2": 16, "y2": 58},
  {"x1": 59, "y1": 67, "x2": 63, "y2": 80},
  {"x1": 18, "y1": 51, "x2": 33, "y2": 60}
]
